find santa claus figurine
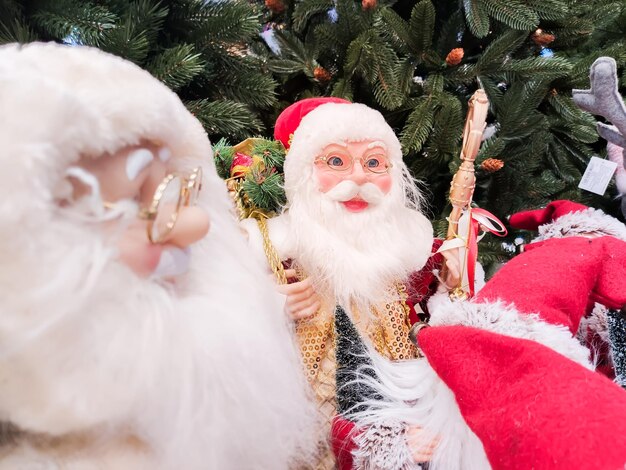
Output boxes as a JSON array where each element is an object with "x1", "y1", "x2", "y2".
[
  {"x1": 344, "y1": 202, "x2": 626, "y2": 469},
  {"x1": 241, "y1": 97, "x2": 460, "y2": 468},
  {"x1": 0, "y1": 42, "x2": 317, "y2": 468}
]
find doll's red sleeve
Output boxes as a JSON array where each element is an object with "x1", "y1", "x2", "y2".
[{"x1": 406, "y1": 239, "x2": 444, "y2": 324}]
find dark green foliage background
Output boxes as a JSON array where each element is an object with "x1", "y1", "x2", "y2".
[{"x1": 1, "y1": 0, "x2": 625, "y2": 268}]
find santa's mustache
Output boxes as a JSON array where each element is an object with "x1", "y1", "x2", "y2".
[{"x1": 324, "y1": 180, "x2": 385, "y2": 205}]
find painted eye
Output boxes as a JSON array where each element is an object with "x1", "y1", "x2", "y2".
[
  {"x1": 365, "y1": 154, "x2": 390, "y2": 173},
  {"x1": 327, "y1": 155, "x2": 346, "y2": 168},
  {"x1": 365, "y1": 157, "x2": 381, "y2": 168}
]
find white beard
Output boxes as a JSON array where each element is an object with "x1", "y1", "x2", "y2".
[
  {"x1": 0, "y1": 183, "x2": 318, "y2": 469},
  {"x1": 283, "y1": 176, "x2": 434, "y2": 308}
]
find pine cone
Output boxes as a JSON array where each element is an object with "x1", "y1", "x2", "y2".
[
  {"x1": 481, "y1": 158, "x2": 504, "y2": 173},
  {"x1": 445, "y1": 48, "x2": 464, "y2": 66},
  {"x1": 532, "y1": 29, "x2": 555, "y2": 46},
  {"x1": 265, "y1": 0, "x2": 285, "y2": 14},
  {"x1": 314, "y1": 66, "x2": 332, "y2": 83},
  {"x1": 362, "y1": 0, "x2": 377, "y2": 11}
]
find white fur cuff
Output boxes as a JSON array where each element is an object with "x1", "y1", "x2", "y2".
[
  {"x1": 427, "y1": 294, "x2": 592, "y2": 368},
  {"x1": 352, "y1": 422, "x2": 422, "y2": 470},
  {"x1": 535, "y1": 208, "x2": 626, "y2": 242}
]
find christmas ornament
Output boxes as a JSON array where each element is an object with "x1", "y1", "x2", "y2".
[
  {"x1": 445, "y1": 48, "x2": 464, "y2": 66},
  {"x1": 361, "y1": 0, "x2": 377, "y2": 10},
  {"x1": 532, "y1": 29, "x2": 555, "y2": 47},
  {"x1": 261, "y1": 25, "x2": 281, "y2": 55},
  {"x1": 265, "y1": 0, "x2": 285, "y2": 14},
  {"x1": 480, "y1": 158, "x2": 504, "y2": 173},
  {"x1": 313, "y1": 65, "x2": 332, "y2": 84},
  {"x1": 230, "y1": 152, "x2": 254, "y2": 178},
  {"x1": 328, "y1": 7, "x2": 338, "y2": 22}
]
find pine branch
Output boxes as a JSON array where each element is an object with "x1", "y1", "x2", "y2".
[
  {"x1": 251, "y1": 140, "x2": 286, "y2": 169},
  {"x1": 293, "y1": 0, "x2": 334, "y2": 33},
  {"x1": 436, "y1": 10, "x2": 465, "y2": 56},
  {"x1": 481, "y1": 0, "x2": 539, "y2": 31},
  {"x1": 218, "y1": 69, "x2": 278, "y2": 108},
  {"x1": 100, "y1": 19, "x2": 150, "y2": 64},
  {"x1": 524, "y1": 0, "x2": 569, "y2": 20},
  {"x1": 185, "y1": 0, "x2": 260, "y2": 48},
  {"x1": 186, "y1": 98, "x2": 264, "y2": 139},
  {"x1": 242, "y1": 172, "x2": 286, "y2": 212},
  {"x1": 424, "y1": 73, "x2": 444, "y2": 95},
  {"x1": 272, "y1": 30, "x2": 311, "y2": 63},
  {"x1": 463, "y1": 0, "x2": 490, "y2": 38},
  {"x1": 32, "y1": 1, "x2": 117, "y2": 45},
  {"x1": 119, "y1": 0, "x2": 168, "y2": 44},
  {"x1": 425, "y1": 94, "x2": 463, "y2": 162},
  {"x1": 377, "y1": 7, "x2": 411, "y2": 54},
  {"x1": 400, "y1": 97, "x2": 434, "y2": 154},
  {"x1": 146, "y1": 44, "x2": 205, "y2": 91},
  {"x1": 408, "y1": 0, "x2": 435, "y2": 54},
  {"x1": 397, "y1": 57, "x2": 417, "y2": 97},
  {"x1": 476, "y1": 30, "x2": 527, "y2": 72},
  {"x1": 502, "y1": 56, "x2": 571, "y2": 79},
  {"x1": 547, "y1": 93, "x2": 587, "y2": 121},
  {"x1": 0, "y1": 18, "x2": 38, "y2": 44},
  {"x1": 212, "y1": 138, "x2": 235, "y2": 179},
  {"x1": 331, "y1": 78, "x2": 354, "y2": 101}
]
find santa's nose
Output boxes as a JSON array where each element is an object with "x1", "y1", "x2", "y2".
[
  {"x1": 162, "y1": 206, "x2": 210, "y2": 248},
  {"x1": 347, "y1": 162, "x2": 368, "y2": 185}
]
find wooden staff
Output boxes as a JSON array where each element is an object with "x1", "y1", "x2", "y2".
[{"x1": 446, "y1": 89, "x2": 489, "y2": 299}]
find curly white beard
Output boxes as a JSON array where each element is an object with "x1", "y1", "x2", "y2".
[
  {"x1": 0, "y1": 184, "x2": 318, "y2": 469},
  {"x1": 282, "y1": 173, "x2": 434, "y2": 309}
]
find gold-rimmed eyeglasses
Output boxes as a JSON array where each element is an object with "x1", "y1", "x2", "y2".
[
  {"x1": 137, "y1": 166, "x2": 203, "y2": 243},
  {"x1": 314, "y1": 152, "x2": 393, "y2": 174}
]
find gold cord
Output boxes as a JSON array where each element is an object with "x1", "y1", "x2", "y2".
[{"x1": 255, "y1": 215, "x2": 288, "y2": 285}]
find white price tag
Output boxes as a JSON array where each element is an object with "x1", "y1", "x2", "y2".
[{"x1": 578, "y1": 156, "x2": 617, "y2": 195}]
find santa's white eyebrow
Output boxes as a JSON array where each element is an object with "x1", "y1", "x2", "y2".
[
  {"x1": 367, "y1": 141, "x2": 387, "y2": 150},
  {"x1": 126, "y1": 148, "x2": 154, "y2": 181}
]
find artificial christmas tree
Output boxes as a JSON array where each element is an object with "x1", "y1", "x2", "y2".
[
  {"x1": 2, "y1": 0, "x2": 625, "y2": 267},
  {"x1": 0, "y1": 0, "x2": 278, "y2": 140}
]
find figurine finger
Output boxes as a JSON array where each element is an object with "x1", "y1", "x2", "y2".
[
  {"x1": 292, "y1": 300, "x2": 321, "y2": 320},
  {"x1": 286, "y1": 286, "x2": 316, "y2": 306},
  {"x1": 288, "y1": 293, "x2": 319, "y2": 312},
  {"x1": 277, "y1": 277, "x2": 312, "y2": 296}
]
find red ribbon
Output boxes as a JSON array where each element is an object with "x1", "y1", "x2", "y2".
[{"x1": 466, "y1": 208, "x2": 507, "y2": 297}]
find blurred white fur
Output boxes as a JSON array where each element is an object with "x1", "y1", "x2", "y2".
[{"x1": 0, "y1": 42, "x2": 317, "y2": 469}]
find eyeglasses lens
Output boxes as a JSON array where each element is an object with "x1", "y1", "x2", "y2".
[{"x1": 151, "y1": 175, "x2": 182, "y2": 242}]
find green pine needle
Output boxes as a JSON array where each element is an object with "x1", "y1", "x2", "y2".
[{"x1": 146, "y1": 44, "x2": 205, "y2": 90}]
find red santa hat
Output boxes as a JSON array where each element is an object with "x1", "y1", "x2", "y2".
[
  {"x1": 274, "y1": 97, "x2": 405, "y2": 203},
  {"x1": 274, "y1": 97, "x2": 350, "y2": 150},
  {"x1": 419, "y1": 235, "x2": 626, "y2": 469},
  {"x1": 509, "y1": 199, "x2": 626, "y2": 242}
]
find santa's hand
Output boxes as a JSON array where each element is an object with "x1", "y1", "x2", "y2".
[
  {"x1": 440, "y1": 250, "x2": 461, "y2": 290},
  {"x1": 406, "y1": 425, "x2": 439, "y2": 463},
  {"x1": 277, "y1": 269, "x2": 321, "y2": 320}
]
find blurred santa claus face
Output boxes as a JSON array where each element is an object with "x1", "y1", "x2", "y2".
[
  {"x1": 314, "y1": 140, "x2": 393, "y2": 213},
  {"x1": 67, "y1": 142, "x2": 210, "y2": 278}
]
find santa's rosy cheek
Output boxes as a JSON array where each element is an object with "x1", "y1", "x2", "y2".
[
  {"x1": 374, "y1": 174, "x2": 392, "y2": 194},
  {"x1": 315, "y1": 168, "x2": 342, "y2": 193}
]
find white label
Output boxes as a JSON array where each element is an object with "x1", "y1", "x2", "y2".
[{"x1": 578, "y1": 156, "x2": 617, "y2": 195}]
